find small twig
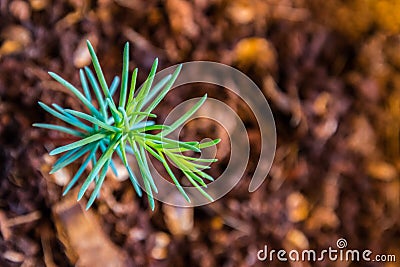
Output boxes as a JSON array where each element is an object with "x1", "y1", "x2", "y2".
[
  {"x1": 122, "y1": 27, "x2": 165, "y2": 55},
  {"x1": 5, "y1": 211, "x2": 41, "y2": 227},
  {"x1": 204, "y1": 203, "x2": 251, "y2": 234},
  {"x1": 41, "y1": 231, "x2": 57, "y2": 267}
]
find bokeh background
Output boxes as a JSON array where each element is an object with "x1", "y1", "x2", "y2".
[{"x1": 1, "y1": 0, "x2": 400, "y2": 266}]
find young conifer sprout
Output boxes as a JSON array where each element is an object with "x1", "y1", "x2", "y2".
[{"x1": 34, "y1": 40, "x2": 220, "y2": 210}]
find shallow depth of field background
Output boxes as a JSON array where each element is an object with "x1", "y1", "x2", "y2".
[{"x1": 0, "y1": 0, "x2": 400, "y2": 266}]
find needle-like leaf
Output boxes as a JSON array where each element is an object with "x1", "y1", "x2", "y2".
[
  {"x1": 86, "y1": 158, "x2": 111, "y2": 209},
  {"x1": 65, "y1": 109, "x2": 120, "y2": 132},
  {"x1": 78, "y1": 135, "x2": 120, "y2": 200},
  {"x1": 33, "y1": 123, "x2": 85, "y2": 137},
  {"x1": 119, "y1": 42, "x2": 129, "y2": 108},
  {"x1": 48, "y1": 72, "x2": 102, "y2": 118},
  {"x1": 50, "y1": 133, "x2": 106, "y2": 155},
  {"x1": 80, "y1": 69, "x2": 91, "y2": 102},
  {"x1": 158, "y1": 152, "x2": 190, "y2": 202},
  {"x1": 160, "y1": 94, "x2": 207, "y2": 136},
  {"x1": 63, "y1": 143, "x2": 99, "y2": 196},
  {"x1": 86, "y1": 40, "x2": 111, "y2": 98},
  {"x1": 51, "y1": 143, "x2": 96, "y2": 173}
]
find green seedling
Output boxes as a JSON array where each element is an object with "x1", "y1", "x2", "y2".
[{"x1": 34, "y1": 40, "x2": 220, "y2": 210}]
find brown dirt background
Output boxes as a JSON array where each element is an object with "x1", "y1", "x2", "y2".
[{"x1": 0, "y1": 0, "x2": 400, "y2": 266}]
